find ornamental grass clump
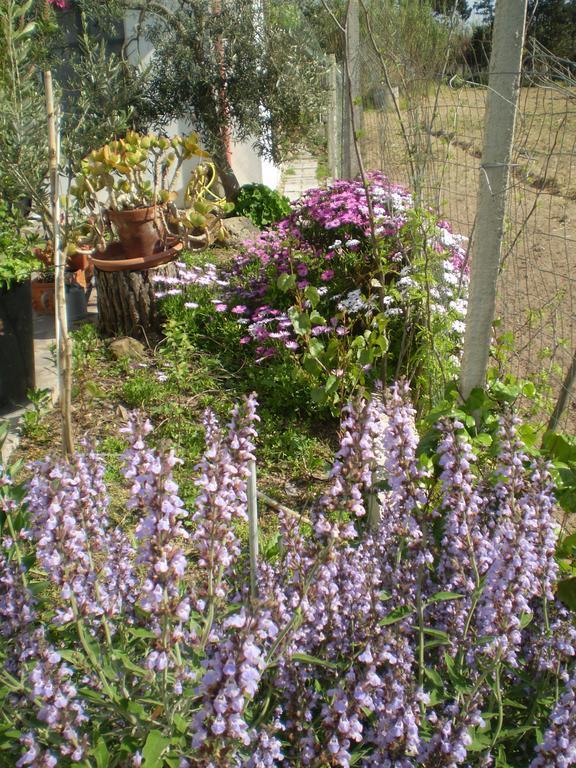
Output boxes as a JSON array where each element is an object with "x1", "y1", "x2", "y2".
[
  {"x1": 0, "y1": 385, "x2": 575, "y2": 766},
  {"x1": 156, "y1": 174, "x2": 469, "y2": 412}
]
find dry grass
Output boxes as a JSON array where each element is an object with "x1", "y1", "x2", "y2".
[{"x1": 362, "y1": 85, "x2": 576, "y2": 432}]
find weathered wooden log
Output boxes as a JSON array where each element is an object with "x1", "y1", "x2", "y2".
[{"x1": 95, "y1": 260, "x2": 179, "y2": 339}]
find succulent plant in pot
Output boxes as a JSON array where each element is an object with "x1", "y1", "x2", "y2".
[
  {"x1": 71, "y1": 131, "x2": 209, "y2": 266},
  {"x1": 174, "y1": 162, "x2": 235, "y2": 250}
]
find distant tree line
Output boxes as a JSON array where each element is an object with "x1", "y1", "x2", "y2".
[{"x1": 468, "y1": 0, "x2": 576, "y2": 71}]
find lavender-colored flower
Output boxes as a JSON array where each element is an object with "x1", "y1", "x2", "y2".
[
  {"x1": 318, "y1": 395, "x2": 386, "y2": 529},
  {"x1": 122, "y1": 414, "x2": 190, "y2": 671},
  {"x1": 473, "y1": 414, "x2": 560, "y2": 666},
  {"x1": 530, "y1": 675, "x2": 576, "y2": 767},
  {"x1": 1, "y1": 550, "x2": 88, "y2": 764},
  {"x1": 190, "y1": 610, "x2": 278, "y2": 757},
  {"x1": 418, "y1": 702, "x2": 486, "y2": 767},
  {"x1": 191, "y1": 395, "x2": 258, "y2": 602},
  {"x1": 26, "y1": 448, "x2": 135, "y2": 626}
]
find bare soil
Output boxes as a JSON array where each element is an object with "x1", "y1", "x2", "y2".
[{"x1": 362, "y1": 86, "x2": 576, "y2": 433}]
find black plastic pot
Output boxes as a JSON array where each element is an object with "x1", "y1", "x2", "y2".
[{"x1": 0, "y1": 280, "x2": 35, "y2": 409}]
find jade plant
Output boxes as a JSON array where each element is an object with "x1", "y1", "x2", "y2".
[
  {"x1": 174, "y1": 162, "x2": 235, "y2": 249},
  {"x1": 71, "y1": 131, "x2": 209, "y2": 213}
]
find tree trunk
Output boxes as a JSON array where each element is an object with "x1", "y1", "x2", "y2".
[
  {"x1": 213, "y1": 154, "x2": 240, "y2": 201},
  {"x1": 95, "y1": 261, "x2": 179, "y2": 340}
]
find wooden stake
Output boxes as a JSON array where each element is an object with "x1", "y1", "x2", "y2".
[{"x1": 44, "y1": 70, "x2": 74, "y2": 456}]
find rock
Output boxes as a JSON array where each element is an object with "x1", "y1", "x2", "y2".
[
  {"x1": 222, "y1": 216, "x2": 261, "y2": 247},
  {"x1": 109, "y1": 337, "x2": 147, "y2": 362}
]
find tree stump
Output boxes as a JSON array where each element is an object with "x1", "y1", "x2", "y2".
[{"x1": 95, "y1": 261, "x2": 179, "y2": 339}]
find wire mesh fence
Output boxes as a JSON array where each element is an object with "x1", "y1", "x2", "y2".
[{"x1": 325, "y1": 4, "x2": 576, "y2": 433}]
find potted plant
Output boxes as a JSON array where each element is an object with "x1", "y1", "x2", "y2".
[
  {"x1": 0, "y1": 203, "x2": 39, "y2": 407},
  {"x1": 30, "y1": 244, "x2": 56, "y2": 314},
  {"x1": 71, "y1": 131, "x2": 209, "y2": 271},
  {"x1": 174, "y1": 162, "x2": 235, "y2": 249}
]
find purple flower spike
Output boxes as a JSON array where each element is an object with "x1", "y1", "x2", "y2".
[
  {"x1": 530, "y1": 674, "x2": 576, "y2": 767},
  {"x1": 122, "y1": 415, "x2": 190, "y2": 671}
]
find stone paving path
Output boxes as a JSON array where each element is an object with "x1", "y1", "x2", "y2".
[{"x1": 279, "y1": 152, "x2": 319, "y2": 201}]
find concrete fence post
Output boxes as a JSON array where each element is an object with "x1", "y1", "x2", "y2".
[
  {"x1": 327, "y1": 53, "x2": 341, "y2": 179},
  {"x1": 460, "y1": 0, "x2": 528, "y2": 399},
  {"x1": 342, "y1": 0, "x2": 362, "y2": 179}
]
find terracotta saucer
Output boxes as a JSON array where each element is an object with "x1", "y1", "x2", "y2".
[{"x1": 92, "y1": 237, "x2": 183, "y2": 273}]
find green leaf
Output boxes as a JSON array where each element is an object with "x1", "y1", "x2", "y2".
[
  {"x1": 142, "y1": 731, "x2": 170, "y2": 768},
  {"x1": 542, "y1": 432, "x2": 576, "y2": 464},
  {"x1": 422, "y1": 627, "x2": 450, "y2": 643},
  {"x1": 324, "y1": 374, "x2": 338, "y2": 394},
  {"x1": 424, "y1": 666, "x2": 444, "y2": 688},
  {"x1": 291, "y1": 652, "x2": 339, "y2": 669},
  {"x1": 304, "y1": 285, "x2": 320, "y2": 307},
  {"x1": 310, "y1": 387, "x2": 327, "y2": 404},
  {"x1": 557, "y1": 576, "x2": 576, "y2": 610},
  {"x1": 302, "y1": 354, "x2": 323, "y2": 376},
  {"x1": 91, "y1": 738, "x2": 110, "y2": 768},
  {"x1": 111, "y1": 651, "x2": 147, "y2": 677},
  {"x1": 288, "y1": 308, "x2": 311, "y2": 335},
  {"x1": 379, "y1": 605, "x2": 413, "y2": 626},
  {"x1": 557, "y1": 532, "x2": 576, "y2": 558},
  {"x1": 173, "y1": 715, "x2": 188, "y2": 734},
  {"x1": 308, "y1": 338, "x2": 324, "y2": 358},
  {"x1": 521, "y1": 381, "x2": 536, "y2": 398},
  {"x1": 277, "y1": 273, "x2": 296, "y2": 292},
  {"x1": 128, "y1": 628, "x2": 157, "y2": 640},
  {"x1": 309, "y1": 310, "x2": 326, "y2": 325},
  {"x1": 426, "y1": 591, "x2": 464, "y2": 604},
  {"x1": 519, "y1": 612, "x2": 533, "y2": 629}
]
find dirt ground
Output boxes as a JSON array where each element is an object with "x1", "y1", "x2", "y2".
[{"x1": 361, "y1": 85, "x2": 576, "y2": 433}]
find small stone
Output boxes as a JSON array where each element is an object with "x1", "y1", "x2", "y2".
[
  {"x1": 222, "y1": 216, "x2": 261, "y2": 246},
  {"x1": 109, "y1": 337, "x2": 147, "y2": 361}
]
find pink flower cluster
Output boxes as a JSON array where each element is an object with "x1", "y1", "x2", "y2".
[{"x1": 294, "y1": 172, "x2": 412, "y2": 240}]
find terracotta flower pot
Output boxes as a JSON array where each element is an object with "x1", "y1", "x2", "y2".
[
  {"x1": 66, "y1": 248, "x2": 92, "y2": 272},
  {"x1": 31, "y1": 280, "x2": 56, "y2": 314},
  {"x1": 107, "y1": 206, "x2": 166, "y2": 259},
  {"x1": 91, "y1": 237, "x2": 183, "y2": 272}
]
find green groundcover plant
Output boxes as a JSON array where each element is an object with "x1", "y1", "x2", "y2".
[
  {"x1": 0, "y1": 384, "x2": 575, "y2": 766},
  {"x1": 0, "y1": 203, "x2": 39, "y2": 290},
  {"x1": 232, "y1": 184, "x2": 292, "y2": 229},
  {"x1": 155, "y1": 174, "x2": 469, "y2": 413}
]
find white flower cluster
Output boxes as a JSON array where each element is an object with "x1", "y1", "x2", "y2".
[{"x1": 337, "y1": 289, "x2": 367, "y2": 314}]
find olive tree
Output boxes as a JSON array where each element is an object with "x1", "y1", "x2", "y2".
[{"x1": 79, "y1": 0, "x2": 327, "y2": 199}]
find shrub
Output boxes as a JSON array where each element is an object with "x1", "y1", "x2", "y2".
[
  {"x1": 233, "y1": 184, "x2": 292, "y2": 228},
  {"x1": 0, "y1": 386, "x2": 574, "y2": 766},
  {"x1": 0, "y1": 203, "x2": 39, "y2": 290},
  {"x1": 157, "y1": 175, "x2": 469, "y2": 414}
]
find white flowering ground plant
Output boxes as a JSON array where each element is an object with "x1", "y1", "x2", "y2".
[
  {"x1": 1, "y1": 384, "x2": 575, "y2": 767},
  {"x1": 155, "y1": 174, "x2": 469, "y2": 414}
]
